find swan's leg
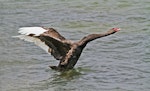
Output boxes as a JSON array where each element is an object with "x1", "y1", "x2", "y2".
[{"x1": 49, "y1": 66, "x2": 58, "y2": 70}]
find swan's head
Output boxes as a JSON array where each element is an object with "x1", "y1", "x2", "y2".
[{"x1": 112, "y1": 28, "x2": 121, "y2": 32}]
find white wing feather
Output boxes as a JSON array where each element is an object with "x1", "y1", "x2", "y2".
[
  {"x1": 13, "y1": 27, "x2": 50, "y2": 53},
  {"x1": 18, "y1": 27, "x2": 47, "y2": 36},
  {"x1": 14, "y1": 35, "x2": 50, "y2": 54}
]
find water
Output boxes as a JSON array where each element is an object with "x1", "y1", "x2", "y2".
[{"x1": 0, "y1": 0, "x2": 150, "y2": 91}]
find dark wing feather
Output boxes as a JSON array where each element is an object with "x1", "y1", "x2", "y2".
[
  {"x1": 42, "y1": 27, "x2": 66, "y2": 40},
  {"x1": 38, "y1": 36, "x2": 71, "y2": 60},
  {"x1": 38, "y1": 28, "x2": 72, "y2": 60},
  {"x1": 15, "y1": 27, "x2": 71, "y2": 60}
]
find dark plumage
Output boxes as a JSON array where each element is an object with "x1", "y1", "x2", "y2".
[{"x1": 14, "y1": 27, "x2": 120, "y2": 71}]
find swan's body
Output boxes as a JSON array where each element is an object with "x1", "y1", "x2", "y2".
[{"x1": 14, "y1": 27, "x2": 120, "y2": 71}]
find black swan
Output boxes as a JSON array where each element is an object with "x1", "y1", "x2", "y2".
[{"x1": 14, "y1": 27, "x2": 120, "y2": 71}]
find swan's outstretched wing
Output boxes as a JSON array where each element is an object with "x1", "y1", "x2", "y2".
[{"x1": 14, "y1": 27, "x2": 71, "y2": 60}]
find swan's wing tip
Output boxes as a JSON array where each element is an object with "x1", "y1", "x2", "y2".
[{"x1": 18, "y1": 27, "x2": 47, "y2": 36}]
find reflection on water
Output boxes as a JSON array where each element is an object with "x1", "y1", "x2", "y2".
[
  {"x1": 0, "y1": 0, "x2": 150, "y2": 91},
  {"x1": 17, "y1": 68, "x2": 92, "y2": 91},
  {"x1": 58, "y1": 69, "x2": 82, "y2": 79}
]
